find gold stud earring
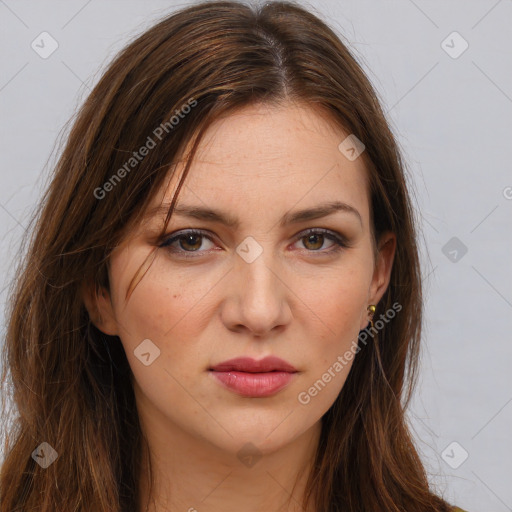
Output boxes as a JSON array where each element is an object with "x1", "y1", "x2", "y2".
[{"x1": 367, "y1": 304, "x2": 376, "y2": 329}]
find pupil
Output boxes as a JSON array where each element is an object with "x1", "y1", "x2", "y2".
[
  {"x1": 181, "y1": 234, "x2": 201, "y2": 251},
  {"x1": 306, "y1": 234, "x2": 323, "y2": 250}
]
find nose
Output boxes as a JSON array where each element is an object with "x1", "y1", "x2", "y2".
[{"x1": 220, "y1": 248, "x2": 292, "y2": 337}]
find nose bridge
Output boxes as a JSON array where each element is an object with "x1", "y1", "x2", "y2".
[
  {"x1": 225, "y1": 235, "x2": 290, "y2": 334},
  {"x1": 239, "y1": 244, "x2": 277, "y2": 297}
]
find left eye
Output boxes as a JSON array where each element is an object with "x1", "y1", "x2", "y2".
[
  {"x1": 159, "y1": 228, "x2": 347, "y2": 257},
  {"x1": 295, "y1": 229, "x2": 345, "y2": 252}
]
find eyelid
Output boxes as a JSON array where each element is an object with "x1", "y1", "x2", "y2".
[
  {"x1": 159, "y1": 228, "x2": 216, "y2": 250},
  {"x1": 294, "y1": 228, "x2": 350, "y2": 254},
  {"x1": 296, "y1": 227, "x2": 349, "y2": 244},
  {"x1": 159, "y1": 227, "x2": 350, "y2": 256}
]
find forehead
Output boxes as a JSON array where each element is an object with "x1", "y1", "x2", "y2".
[{"x1": 150, "y1": 101, "x2": 370, "y2": 227}]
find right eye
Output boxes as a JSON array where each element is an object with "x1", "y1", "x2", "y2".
[{"x1": 159, "y1": 229, "x2": 217, "y2": 257}]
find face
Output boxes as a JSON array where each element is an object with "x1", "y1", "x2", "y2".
[{"x1": 86, "y1": 101, "x2": 395, "y2": 458}]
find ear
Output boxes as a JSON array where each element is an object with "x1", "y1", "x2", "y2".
[
  {"x1": 81, "y1": 281, "x2": 119, "y2": 336},
  {"x1": 368, "y1": 231, "x2": 396, "y2": 307}
]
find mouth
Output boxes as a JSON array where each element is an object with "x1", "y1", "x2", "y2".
[
  {"x1": 209, "y1": 356, "x2": 297, "y2": 373},
  {"x1": 209, "y1": 356, "x2": 298, "y2": 398}
]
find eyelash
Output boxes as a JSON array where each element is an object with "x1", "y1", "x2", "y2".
[{"x1": 159, "y1": 228, "x2": 350, "y2": 258}]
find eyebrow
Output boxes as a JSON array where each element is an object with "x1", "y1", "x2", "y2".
[{"x1": 145, "y1": 200, "x2": 362, "y2": 228}]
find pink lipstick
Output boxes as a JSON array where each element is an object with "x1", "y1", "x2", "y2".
[{"x1": 209, "y1": 356, "x2": 297, "y2": 398}]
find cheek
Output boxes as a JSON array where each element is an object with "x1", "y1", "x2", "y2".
[
  {"x1": 305, "y1": 264, "x2": 370, "y2": 339},
  {"x1": 297, "y1": 264, "x2": 369, "y2": 401},
  {"x1": 112, "y1": 277, "x2": 205, "y2": 412},
  {"x1": 110, "y1": 256, "x2": 223, "y2": 385},
  {"x1": 112, "y1": 249, "x2": 215, "y2": 337}
]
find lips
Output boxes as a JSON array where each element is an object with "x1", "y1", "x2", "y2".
[
  {"x1": 210, "y1": 356, "x2": 297, "y2": 373},
  {"x1": 209, "y1": 356, "x2": 298, "y2": 397}
]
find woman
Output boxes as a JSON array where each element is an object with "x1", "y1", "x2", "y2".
[{"x1": 0, "y1": 1, "x2": 468, "y2": 511}]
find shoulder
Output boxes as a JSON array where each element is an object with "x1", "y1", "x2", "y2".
[{"x1": 451, "y1": 507, "x2": 468, "y2": 512}]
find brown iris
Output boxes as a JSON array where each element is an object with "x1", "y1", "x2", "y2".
[
  {"x1": 302, "y1": 233, "x2": 324, "y2": 250},
  {"x1": 179, "y1": 233, "x2": 203, "y2": 251}
]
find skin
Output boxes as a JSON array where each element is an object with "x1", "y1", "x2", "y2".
[{"x1": 84, "y1": 101, "x2": 396, "y2": 512}]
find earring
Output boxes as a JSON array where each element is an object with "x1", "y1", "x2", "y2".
[{"x1": 367, "y1": 304, "x2": 376, "y2": 329}]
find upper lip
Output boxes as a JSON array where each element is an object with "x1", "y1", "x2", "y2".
[{"x1": 210, "y1": 356, "x2": 297, "y2": 373}]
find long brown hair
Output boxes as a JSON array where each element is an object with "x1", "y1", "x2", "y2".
[{"x1": 1, "y1": 1, "x2": 453, "y2": 510}]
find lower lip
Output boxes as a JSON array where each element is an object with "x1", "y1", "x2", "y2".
[{"x1": 210, "y1": 371, "x2": 296, "y2": 397}]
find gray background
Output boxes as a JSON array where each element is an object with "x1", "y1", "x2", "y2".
[{"x1": 1, "y1": 1, "x2": 511, "y2": 510}]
